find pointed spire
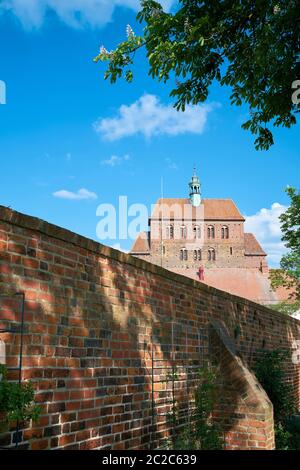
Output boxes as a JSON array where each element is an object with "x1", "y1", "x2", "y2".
[{"x1": 188, "y1": 167, "x2": 201, "y2": 207}]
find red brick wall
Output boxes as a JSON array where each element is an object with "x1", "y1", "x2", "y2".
[{"x1": 0, "y1": 206, "x2": 299, "y2": 450}]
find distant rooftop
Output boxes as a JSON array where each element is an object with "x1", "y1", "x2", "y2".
[
  {"x1": 244, "y1": 233, "x2": 266, "y2": 256},
  {"x1": 151, "y1": 198, "x2": 245, "y2": 221}
]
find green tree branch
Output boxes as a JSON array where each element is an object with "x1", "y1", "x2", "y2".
[{"x1": 94, "y1": 0, "x2": 300, "y2": 150}]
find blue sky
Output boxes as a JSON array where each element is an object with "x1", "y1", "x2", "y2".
[{"x1": 0, "y1": 1, "x2": 299, "y2": 267}]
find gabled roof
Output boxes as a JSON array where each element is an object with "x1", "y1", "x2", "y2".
[
  {"x1": 130, "y1": 232, "x2": 150, "y2": 254},
  {"x1": 151, "y1": 198, "x2": 245, "y2": 221},
  {"x1": 244, "y1": 233, "x2": 266, "y2": 256}
]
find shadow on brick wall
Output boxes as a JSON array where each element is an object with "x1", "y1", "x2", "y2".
[{"x1": 0, "y1": 207, "x2": 299, "y2": 450}]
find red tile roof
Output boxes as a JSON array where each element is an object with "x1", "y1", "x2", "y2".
[
  {"x1": 151, "y1": 198, "x2": 245, "y2": 221},
  {"x1": 130, "y1": 232, "x2": 150, "y2": 254},
  {"x1": 244, "y1": 233, "x2": 266, "y2": 256}
]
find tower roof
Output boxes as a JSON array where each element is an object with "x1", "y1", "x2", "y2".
[
  {"x1": 189, "y1": 169, "x2": 201, "y2": 188},
  {"x1": 151, "y1": 198, "x2": 245, "y2": 221},
  {"x1": 130, "y1": 232, "x2": 150, "y2": 254},
  {"x1": 244, "y1": 233, "x2": 266, "y2": 256},
  {"x1": 189, "y1": 174, "x2": 200, "y2": 185}
]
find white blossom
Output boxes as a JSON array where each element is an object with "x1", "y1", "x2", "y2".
[
  {"x1": 100, "y1": 45, "x2": 109, "y2": 54},
  {"x1": 273, "y1": 5, "x2": 281, "y2": 14},
  {"x1": 126, "y1": 24, "x2": 135, "y2": 38}
]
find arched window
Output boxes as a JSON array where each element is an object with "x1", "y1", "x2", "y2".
[
  {"x1": 180, "y1": 249, "x2": 188, "y2": 261},
  {"x1": 194, "y1": 249, "x2": 202, "y2": 261},
  {"x1": 198, "y1": 249, "x2": 202, "y2": 261},
  {"x1": 208, "y1": 248, "x2": 216, "y2": 261},
  {"x1": 222, "y1": 225, "x2": 229, "y2": 239},
  {"x1": 180, "y1": 225, "x2": 187, "y2": 239},
  {"x1": 193, "y1": 225, "x2": 201, "y2": 239},
  {"x1": 207, "y1": 225, "x2": 215, "y2": 239},
  {"x1": 167, "y1": 225, "x2": 174, "y2": 239},
  {"x1": 193, "y1": 250, "x2": 197, "y2": 261}
]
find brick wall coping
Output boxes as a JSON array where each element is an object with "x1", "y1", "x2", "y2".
[{"x1": 0, "y1": 204, "x2": 298, "y2": 323}]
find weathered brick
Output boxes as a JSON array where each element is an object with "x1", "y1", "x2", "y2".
[
  {"x1": 44, "y1": 426, "x2": 61, "y2": 437},
  {"x1": 4, "y1": 205, "x2": 300, "y2": 452},
  {"x1": 8, "y1": 241, "x2": 26, "y2": 254},
  {"x1": 31, "y1": 439, "x2": 49, "y2": 450}
]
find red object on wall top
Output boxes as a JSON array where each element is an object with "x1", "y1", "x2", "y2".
[{"x1": 198, "y1": 266, "x2": 204, "y2": 281}]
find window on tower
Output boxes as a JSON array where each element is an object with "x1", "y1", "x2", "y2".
[
  {"x1": 167, "y1": 225, "x2": 174, "y2": 239},
  {"x1": 207, "y1": 225, "x2": 215, "y2": 239},
  {"x1": 180, "y1": 249, "x2": 188, "y2": 261},
  {"x1": 180, "y1": 225, "x2": 187, "y2": 239},
  {"x1": 193, "y1": 225, "x2": 201, "y2": 239},
  {"x1": 222, "y1": 226, "x2": 229, "y2": 239}
]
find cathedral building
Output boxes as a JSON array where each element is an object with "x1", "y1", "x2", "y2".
[{"x1": 130, "y1": 170, "x2": 282, "y2": 305}]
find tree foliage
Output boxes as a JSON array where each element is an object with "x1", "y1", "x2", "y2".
[
  {"x1": 0, "y1": 364, "x2": 41, "y2": 425},
  {"x1": 94, "y1": 0, "x2": 300, "y2": 150},
  {"x1": 270, "y1": 187, "x2": 300, "y2": 301},
  {"x1": 270, "y1": 300, "x2": 300, "y2": 316},
  {"x1": 253, "y1": 349, "x2": 300, "y2": 450},
  {"x1": 172, "y1": 366, "x2": 224, "y2": 450},
  {"x1": 253, "y1": 349, "x2": 295, "y2": 422}
]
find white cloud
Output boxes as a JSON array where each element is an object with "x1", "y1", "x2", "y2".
[
  {"x1": 53, "y1": 188, "x2": 98, "y2": 201},
  {"x1": 261, "y1": 241, "x2": 287, "y2": 267},
  {"x1": 1, "y1": 0, "x2": 176, "y2": 28},
  {"x1": 244, "y1": 202, "x2": 288, "y2": 267},
  {"x1": 94, "y1": 94, "x2": 218, "y2": 141},
  {"x1": 165, "y1": 157, "x2": 178, "y2": 171},
  {"x1": 101, "y1": 154, "x2": 130, "y2": 167}
]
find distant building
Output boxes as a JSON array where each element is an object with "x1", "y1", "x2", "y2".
[{"x1": 130, "y1": 170, "x2": 283, "y2": 305}]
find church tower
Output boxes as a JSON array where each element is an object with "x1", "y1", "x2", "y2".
[{"x1": 189, "y1": 168, "x2": 201, "y2": 207}]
